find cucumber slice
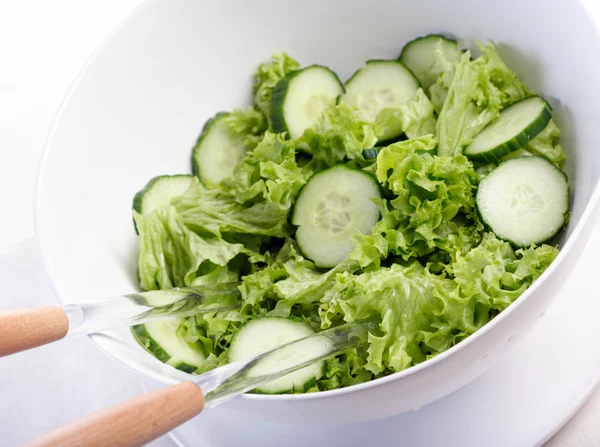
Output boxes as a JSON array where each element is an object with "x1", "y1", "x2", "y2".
[
  {"x1": 133, "y1": 318, "x2": 205, "y2": 373},
  {"x1": 137, "y1": 289, "x2": 190, "y2": 307},
  {"x1": 133, "y1": 175, "x2": 194, "y2": 215},
  {"x1": 476, "y1": 156, "x2": 569, "y2": 247},
  {"x1": 362, "y1": 147, "x2": 380, "y2": 160},
  {"x1": 227, "y1": 317, "x2": 325, "y2": 394},
  {"x1": 464, "y1": 97, "x2": 552, "y2": 162},
  {"x1": 192, "y1": 112, "x2": 249, "y2": 187},
  {"x1": 270, "y1": 65, "x2": 344, "y2": 140},
  {"x1": 399, "y1": 34, "x2": 462, "y2": 90},
  {"x1": 139, "y1": 283, "x2": 241, "y2": 308},
  {"x1": 341, "y1": 60, "x2": 420, "y2": 142},
  {"x1": 292, "y1": 165, "x2": 382, "y2": 268}
]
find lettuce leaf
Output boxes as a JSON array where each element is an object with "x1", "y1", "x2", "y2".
[
  {"x1": 427, "y1": 46, "x2": 461, "y2": 113},
  {"x1": 319, "y1": 263, "x2": 463, "y2": 374},
  {"x1": 435, "y1": 52, "x2": 502, "y2": 156},
  {"x1": 320, "y1": 233, "x2": 558, "y2": 375},
  {"x1": 172, "y1": 180, "x2": 292, "y2": 238},
  {"x1": 134, "y1": 206, "x2": 243, "y2": 290},
  {"x1": 320, "y1": 347, "x2": 373, "y2": 389},
  {"x1": 366, "y1": 136, "x2": 481, "y2": 262},
  {"x1": 230, "y1": 131, "x2": 307, "y2": 205},
  {"x1": 239, "y1": 240, "x2": 357, "y2": 320},
  {"x1": 524, "y1": 119, "x2": 565, "y2": 166},
  {"x1": 435, "y1": 44, "x2": 531, "y2": 156},
  {"x1": 224, "y1": 106, "x2": 267, "y2": 148},
  {"x1": 450, "y1": 232, "x2": 559, "y2": 311},
  {"x1": 476, "y1": 43, "x2": 531, "y2": 108},
  {"x1": 423, "y1": 39, "x2": 463, "y2": 91},
  {"x1": 296, "y1": 102, "x2": 377, "y2": 169},
  {"x1": 173, "y1": 133, "x2": 306, "y2": 238},
  {"x1": 375, "y1": 89, "x2": 437, "y2": 140},
  {"x1": 253, "y1": 53, "x2": 300, "y2": 125}
]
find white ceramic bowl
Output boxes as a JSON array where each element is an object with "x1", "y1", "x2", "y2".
[{"x1": 37, "y1": 0, "x2": 600, "y2": 426}]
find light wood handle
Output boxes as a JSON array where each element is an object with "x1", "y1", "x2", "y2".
[
  {"x1": 25, "y1": 381, "x2": 204, "y2": 447},
  {"x1": 0, "y1": 306, "x2": 69, "y2": 356}
]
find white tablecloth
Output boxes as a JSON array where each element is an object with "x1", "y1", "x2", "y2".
[{"x1": 0, "y1": 1, "x2": 599, "y2": 445}]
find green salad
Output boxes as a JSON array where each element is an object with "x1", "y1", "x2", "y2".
[{"x1": 131, "y1": 34, "x2": 569, "y2": 393}]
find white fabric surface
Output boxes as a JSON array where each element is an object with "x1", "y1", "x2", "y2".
[
  {"x1": 0, "y1": 1, "x2": 599, "y2": 445},
  {"x1": 548, "y1": 394, "x2": 600, "y2": 447}
]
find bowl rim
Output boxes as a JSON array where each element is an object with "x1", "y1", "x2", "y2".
[{"x1": 34, "y1": 0, "x2": 600, "y2": 403}]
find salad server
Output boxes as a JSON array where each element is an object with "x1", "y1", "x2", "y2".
[
  {"x1": 26, "y1": 319, "x2": 375, "y2": 447},
  {"x1": 0, "y1": 282, "x2": 241, "y2": 356}
]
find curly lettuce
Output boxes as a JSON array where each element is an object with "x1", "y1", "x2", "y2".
[
  {"x1": 320, "y1": 234, "x2": 558, "y2": 375},
  {"x1": 296, "y1": 102, "x2": 378, "y2": 169},
  {"x1": 375, "y1": 89, "x2": 437, "y2": 140},
  {"x1": 320, "y1": 263, "x2": 462, "y2": 374},
  {"x1": 476, "y1": 42, "x2": 531, "y2": 107},
  {"x1": 435, "y1": 52, "x2": 501, "y2": 156},
  {"x1": 172, "y1": 181, "x2": 291, "y2": 238},
  {"x1": 224, "y1": 107, "x2": 267, "y2": 148},
  {"x1": 362, "y1": 136, "x2": 482, "y2": 262},
  {"x1": 435, "y1": 44, "x2": 531, "y2": 156},
  {"x1": 173, "y1": 133, "x2": 307, "y2": 239},
  {"x1": 238, "y1": 240, "x2": 357, "y2": 319},
  {"x1": 524, "y1": 119, "x2": 565, "y2": 166},
  {"x1": 134, "y1": 206, "x2": 244, "y2": 290},
  {"x1": 450, "y1": 232, "x2": 559, "y2": 311},
  {"x1": 253, "y1": 53, "x2": 300, "y2": 124},
  {"x1": 229, "y1": 131, "x2": 307, "y2": 204},
  {"x1": 429, "y1": 54, "x2": 458, "y2": 113}
]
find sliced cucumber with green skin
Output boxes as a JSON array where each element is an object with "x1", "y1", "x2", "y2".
[
  {"x1": 137, "y1": 289, "x2": 189, "y2": 307},
  {"x1": 227, "y1": 317, "x2": 325, "y2": 394},
  {"x1": 270, "y1": 65, "x2": 345, "y2": 140},
  {"x1": 399, "y1": 34, "x2": 463, "y2": 90},
  {"x1": 133, "y1": 175, "x2": 194, "y2": 215},
  {"x1": 292, "y1": 165, "x2": 382, "y2": 268},
  {"x1": 464, "y1": 97, "x2": 552, "y2": 162},
  {"x1": 133, "y1": 318, "x2": 205, "y2": 373},
  {"x1": 192, "y1": 112, "x2": 249, "y2": 187},
  {"x1": 476, "y1": 156, "x2": 569, "y2": 247},
  {"x1": 132, "y1": 175, "x2": 195, "y2": 232},
  {"x1": 362, "y1": 147, "x2": 380, "y2": 160},
  {"x1": 341, "y1": 60, "x2": 420, "y2": 142}
]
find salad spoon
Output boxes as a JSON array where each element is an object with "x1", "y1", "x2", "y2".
[
  {"x1": 25, "y1": 319, "x2": 375, "y2": 447},
  {"x1": 0, "y1": 282, "x2": 241, "y2": 357}
]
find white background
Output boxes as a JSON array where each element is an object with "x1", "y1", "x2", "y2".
[{"x1": 1, "y1": 1, "x2": 600, "y2": 446}]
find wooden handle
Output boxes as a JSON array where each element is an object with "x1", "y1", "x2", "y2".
[
  {"x1": 0, "y1": 306, "x2": 69, "y2": 356},
  {"x1": 25, "y1": 381, "x2": 204, "y2": 447}
]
